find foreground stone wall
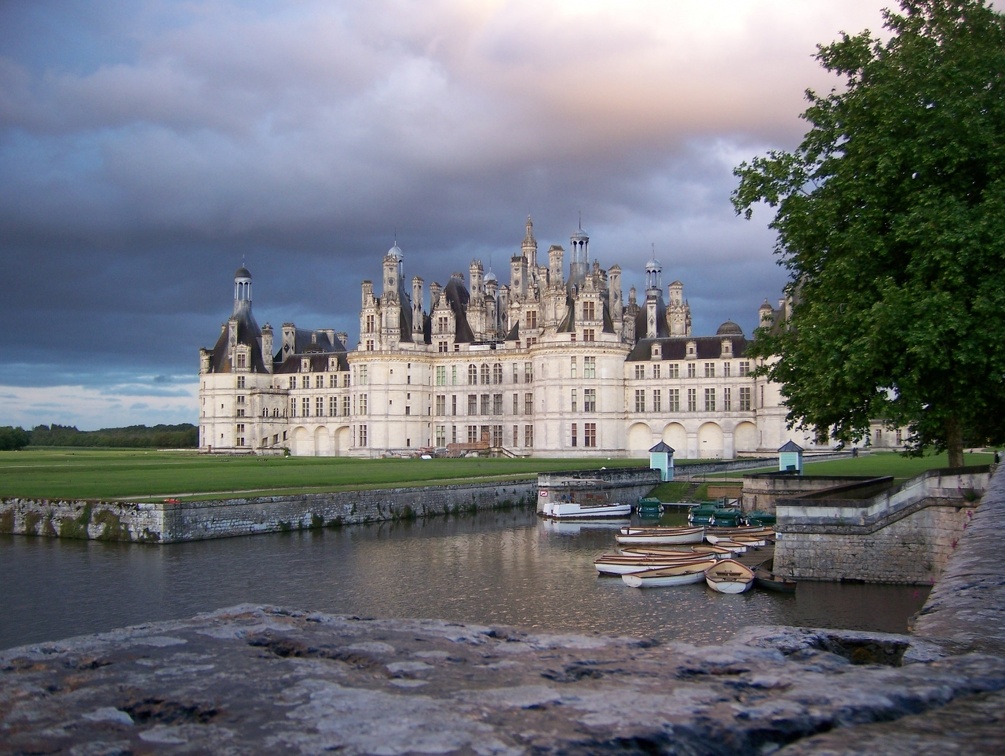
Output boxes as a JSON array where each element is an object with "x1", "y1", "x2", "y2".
[
  {"x1": 2, "y1": 604, "x2": 1004, "y2": 754},
  {"x1": 0, "y1": 481, "x2": 536, "y2": 544}
]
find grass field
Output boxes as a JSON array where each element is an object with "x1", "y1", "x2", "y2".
[
  {"x1": 0, "y1": 449, "x2": 645, "y2": 501},
  {"x1": 0, "y1": 448, "x2": 993, "y2": 501}
]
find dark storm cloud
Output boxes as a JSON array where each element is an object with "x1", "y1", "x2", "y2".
[{"x1": 0, "y1": 0, "x2": 890, "y2": 429}]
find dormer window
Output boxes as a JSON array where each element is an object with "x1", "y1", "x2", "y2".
[
  {"x1": 651, "y1": 343, "x2": 662, "y2": 360},
  {"x1": 301, "y1": 358, "x2": 310, "y2": 373}
]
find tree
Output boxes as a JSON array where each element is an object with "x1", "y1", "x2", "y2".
[
  {"x1": 732, "y1": 0, "x2": 1005, "y2": 467},
  {"x1": 0, "y1": 426, "x2": 30, "y2": 451}
]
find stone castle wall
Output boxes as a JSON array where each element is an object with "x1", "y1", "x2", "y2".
[{"x1": 0, "y1": 481, "x2": 537, "y2": 544}]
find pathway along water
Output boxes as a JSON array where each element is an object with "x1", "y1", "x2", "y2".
[{"x1": 0, "y1": 509, "x2": 929, "y2": 651}]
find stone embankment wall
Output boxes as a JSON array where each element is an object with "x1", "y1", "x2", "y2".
[
  {"x1": 0, "y1": 481, "x2": 536, "y2": 544},
  {"x1": 535, "y1": 467, "x2": 659, "y2": 514},
  {"x1": 774, "y1": 467, "x2": 990, "y2": 584}
]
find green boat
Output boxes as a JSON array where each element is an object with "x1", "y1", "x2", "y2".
[
  {"x1": 636, "y1": 497, "x2": 664, "y2": 517},
  {"x1": 744, "y1": 510, "x2": 777, "y2": 527}
]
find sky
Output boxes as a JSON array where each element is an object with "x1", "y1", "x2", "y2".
[{"x1": 0, "y1": 0, "x2": 895, "y2": 431}]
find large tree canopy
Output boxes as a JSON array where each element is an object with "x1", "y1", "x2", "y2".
[{"x1": 732, "y1": 0, "x2": 1005, "y2": 467}]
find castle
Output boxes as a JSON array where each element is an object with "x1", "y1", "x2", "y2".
[{"x1": 199, "y1": 217, "x2": 833, "y2": 458}]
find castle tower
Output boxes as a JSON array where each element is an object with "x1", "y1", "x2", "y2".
[
  {"x1": 412, "y1": 276, "x2": 424, "y2": 338},
  {"x1": 569, "y1": 220, "x2": 589, "y2": 286},
  {"x1": 668, "y1": 280, "x2": 690, "y2": 336},
  {"x1": 609, "y1": 264, "x2": 623, "y2": 327},
  {"x1": 234, "y1": 265, "x2": 252, "y2": 314},
  {"x1": 645, "y1": 253, "x2": 662, "y2": 338}
]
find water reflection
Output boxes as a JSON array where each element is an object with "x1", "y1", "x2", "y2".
[{"x1": 0, "y1": 509, "x2": 929, "y2": 650}]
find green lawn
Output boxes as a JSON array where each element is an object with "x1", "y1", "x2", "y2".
[
  {"x1": 0, "y1": 448, "x2": 993, "y2": 502},
  {"x1": 0, "y1": 449, "x2": 645, "y2": 501}
]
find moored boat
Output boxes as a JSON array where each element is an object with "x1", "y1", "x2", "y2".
[
  {"x1": 704, "y1": 558, "x2": 755, "y2": 594},
  {"x1": 621, "y1": 560, "x2": 712, "y2": 588},
  {"x1": 546, "y1": 500, "x2": 632, "y2": 520},
  {"x1": 614, "y1": 526, "x2": 705, "y2": 546},
  {"x1": 619, "y1": 544, "x2": 732, "y2": 558},
  {"x1": 594, "y1": 553, "x2": 716, "y2": 576},
  {"x1": 753, "y1": 560, "x2": 797, "y2": 593}
]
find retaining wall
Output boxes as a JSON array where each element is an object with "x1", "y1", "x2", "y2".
[
  {"x1": 0, "y1": 481, "x2": 536, "y2": 544},
  {"x1": 773, "y1": 467, "x2": 990, "y2": 584}
]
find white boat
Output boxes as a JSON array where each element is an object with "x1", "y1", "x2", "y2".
[
  {"x1": 594, "y1": 553, "x2": 716, "y2": 576},
  {"x1": 619, "y1": 544, "x2": 732, "y2": 558},
  {"x1": 704, "y1": 558, "x2": 755, "y2": 594},
  {"x1": 621, "y1": 561, "x2": 712, "y2": 588},
  {"x1": 615, "y1": 526, "x2": 705, "y2": 545},
  {"x1": 546, "y1": 500, "x2": 632, "y2": 520}
]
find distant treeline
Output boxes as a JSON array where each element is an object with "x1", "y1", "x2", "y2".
[{"x1": 0, "y1": 424, "x2": 198, "y2": 450}]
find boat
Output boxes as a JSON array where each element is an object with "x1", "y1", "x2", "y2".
[
  {"x1": 618, "y1": 544, "x2": 732, "y2": 558},
  {"x1": 614, "y1": 526, "x2": 705, "y2": 546},
  {"x1": 753, "y1": 560, "x2": 797, "y2": 593},
  {"x1": 744, "y1": 510, "x2": 777, "y2": 527},
  {"x1": 539, "y1": 481, "x2": 632, "y2": 520},
  {"x1": 635, "y1": 497, "x2": 664, "y2": 517},
  {"x1": 621, "y1": 560, "x2": 712, "y2": 588},
  {"x1": 594, "y1": 553, "x2": 716, "y2": 576},
  {"x1": 704, "y1": 558, "x2": 755, "y2": 594}
]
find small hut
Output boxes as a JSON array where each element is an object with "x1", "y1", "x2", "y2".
[
  {"x1": 649, "y1": 441, "x2": 675, "y2": 482},
  {"x1": 778, "y1": 440, "x2": 804, "y2": 474}
]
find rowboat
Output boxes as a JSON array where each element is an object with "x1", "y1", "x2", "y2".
[
  {"x1": 619, "y1": 544, "x2": 732, "y2": 558},
  {"x1": 704, "y1": 558, "x2": 755, "y2": 594},
  {"x1": 594, "y1": 553, "x2": 716, "y2": 576},
  {"x1": 614, "y1": 526, "x2": 705, "y2": 546},
  {"x1": 753, "y1": 560, "x2": 797, "y2": 593},
  {"x1": 703, "y1": 539, "x2": 747, "y2": 553},
  {"x1": 621, "y1": 560, "x2": 712, "y2": 588}
]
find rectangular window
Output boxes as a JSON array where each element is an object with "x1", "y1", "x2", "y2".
[
  {"x1": 236, "y1": 353, "x2": 247, "y2": 369},
  {"x1": 492, "y1": 425, "x2": 503, "y2": 446},
  {"x1": 468, "y1": 394, "x2": 478, "y2": 415},
  {"x1": 583, "y1": 301, "x2": 595, "y2": 320},
  {"x1": 526, "y1": 310, "x2": 537, "y2": 329},
  {"x1": 723, "y1": 387, "x2": 731, "y2": 411},
  {"x1": 467, "y1": 425, "x2": 479, "y2": 443},
  {"x1": 358, "y1": 425, "x2": 368, "y2": 446},
  {"x1": 480, "y1": 364, "x2": 490, "y2": 385},
  {"x1": 436, "y1": 366, "x2": 446, "y2": 385},
  {"x1": 315, "y1": 396, "x2": 324, "y2": 416},
  {"x1": 512, "y1": 363, "x2": 520, "y2": 384},
  {"x1": 512, "y1": 393, "x2": 519, "y2": 415},
  {"x1": 452, "y1": 395, "x2": 457, "y2": 415},
  {"x1": 290, "y1": 398, "x2": 296, "y2": 417},
  {"x1": 570, "y1": 422, "x2": 578, "y2": 447},
  {"x1": 570, "y1": 357, "x2": 577, "y2": 379},
  {"x1": 358, "y1": 365, "x2": 368, "y2": 385},
  {"x1": 704, "y1": 362, "x2": 715, "y2": 378},
  {"x1": 468, "y1": 364, "x2": 478, "y2": 384},
  {"x1": 480, "y1": 394, "x2": 490, "y2": 414},
  {"x1": 583, "y1": 329, "x2": 595, "y2": 342},
  {"x1": 365, "y1": 314, "x2": 375, "y2": 333},
  {"x1": 359, "y1": 393, "x2": 368, "y2": 415},
  {"x1": 493, "y1": 363, "x2": 503, "y2": 384},
  {"x1": 435, "y1": 395, "x2": 446, "y2": 415},
  {"x1": 524, "y1": 425, "x2": 533, "y2": 447},
  {"x1": 687, "y1": 388, "x2": 697, "y2": 412},
  {"x1": 493, "y1": 394, "x2": 503, "y2": 415},
  {"x1": 668, "y1": 363, "x2": 679, "y2": 378},
  {"x1": 584, "y1": 388, "x2": 596, "y2": 412},
  {"x1": 584, "y1": 422, "x2": 596, "y2": 448},
  {"x1": 524, "y1": 392, "x2": 533, "y2": 415},
  {"x1": 635, "y1": 364, "x2": 645, "y2": 380},
  {"x1": 584, "y1": 356, "x2": 596, "y2": 378},
  {"x1": 237, "y1": 408, "x2": 245, "y2": 417},
  {"x1": 705, "y1": 388, "x2": 716, "y2": 412},
  {"x1": 687, "y1": 363, "x2": 696, "y2": 378},
  {"x1": 237, "y1": 395, "x2": 245, "y2": 404},
  {"x1": 237, "y1": 376, "x2": 245, "y2": 389},
  {"x1": 290, "y1": 376, "x2": 297, "y2": 389},
  {"x1": 723, "y1": 362, "x2": 731, "y2": 377},
  {"x1": 330, "y1": 396, "x2": 338, "y2": 416},
  {"x1": 342, "y1": 396, "x2": 350, "y2": 415},
  {"x1": 739, "y1": 387, "x2": 752, "y2": 411},
  {"x1": 669, "y1": 388, "x2": 679, "y2": 412},
  {"x1": 739, "y1": 360, "x2": 750, "y2": 376},
  {"x1": 451, "y1": 365, "x2": 458, "y2": 385},
  {"x1": 653, "y1": 364, "x2": 660, "y2": 379},
  {"x1": 524, "y1": 362, "x2": 533, "y2": 382},
  {"x1": 571, "y1": 388, "x2": 577, "y2": 412},
  {"x1": 302, "y1": 397, "x2": 310, "y2": 417},
  {"x1": 405, "y1": 406, "x2": 411, "y2": 416},
  {"x1": 435, "y1": 425, "x2": 446, "y2": 446},
  {"x1": 635, "y1": 389, "x2": 645, "y2": 413},
  {"x1": 315, "y1": 375, "x2": 323, "y2": 388},
  {"x1": 653, "y1": 389, "x2": 661, "y2": 412},
  {"x1": 437, "y1": 315, "x2": 449, "y2": 333}
]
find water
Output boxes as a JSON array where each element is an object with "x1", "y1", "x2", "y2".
[{"x1": 0, "y1": 509, "x2": 929, "y2": 651}]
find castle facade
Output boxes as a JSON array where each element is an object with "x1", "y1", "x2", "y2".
[{"x1": 199, "y1": 217, "x2": 833, "y2": 459}]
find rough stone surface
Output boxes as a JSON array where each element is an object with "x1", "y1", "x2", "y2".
[{"x1": 3, "y1": 605, "x2": 1005, "y2": 755}]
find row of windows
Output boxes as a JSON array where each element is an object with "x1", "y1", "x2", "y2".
[
  {"x1": 632, "y1": 361, "x2": 750, "y2": 380},
  {"x1": 632, "y1": 387, "x2": 752, "y2": 413},
  {"x1": 431, "y1": 424, "x2": 535, "y2": 448}
]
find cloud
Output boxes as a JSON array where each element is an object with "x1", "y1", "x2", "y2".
[{"x1": 0, "y1": 0, "x2": 896, "y2": 428}]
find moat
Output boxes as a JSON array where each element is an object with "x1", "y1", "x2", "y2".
[{"x1": 1, "y1": 508, "x2": 928, "y2": 651}]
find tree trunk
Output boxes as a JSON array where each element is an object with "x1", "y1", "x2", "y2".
[{"x1": 945, "y1": 415, "x2": 964, "y2": 468}]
